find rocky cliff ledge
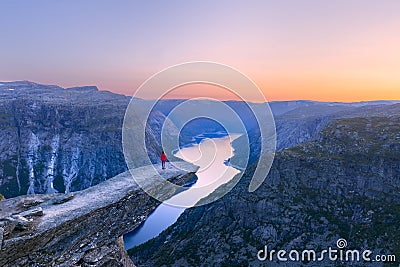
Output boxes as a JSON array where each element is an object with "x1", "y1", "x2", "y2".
[{"x1": 0, "y1": 162, "x2": 198, "y2": 266}]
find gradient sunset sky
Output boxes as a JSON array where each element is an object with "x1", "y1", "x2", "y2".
[{"x1": 1, "y1": 0, "x2": 399, "y2": 101}]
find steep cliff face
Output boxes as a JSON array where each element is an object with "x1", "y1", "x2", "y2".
[
  {"x1": 0, "y1": 162, "x2": 198, "y2": 266},
  {"x1": 130, "y1": 116, "x2": 400, "y2": 266},
  {"x1": 0, "y1": 81, "x2": 175, "y2": 198}
]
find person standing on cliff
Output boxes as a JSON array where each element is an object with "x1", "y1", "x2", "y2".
[{"x1": 161, "y1": 151, "x2": 167, "y2": 169}]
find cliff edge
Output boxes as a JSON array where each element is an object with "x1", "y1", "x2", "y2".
[{"x1": 0, "y1": 161, "x2": 198, "y2": 266}]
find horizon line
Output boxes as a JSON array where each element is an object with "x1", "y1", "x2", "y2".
[{"x1": 1, "y1": 79, "x2": 400, "y2": 103}]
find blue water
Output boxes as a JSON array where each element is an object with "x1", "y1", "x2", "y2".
[
  {"x1": 123, "y1": 203, "x2": 185, "y2": 248},
  {"x1": 123, "y1": 134, "x2": 239, "y2": 250},
  {"x1": 179, "y1": 131, "x2": 228, "y2": 148}
]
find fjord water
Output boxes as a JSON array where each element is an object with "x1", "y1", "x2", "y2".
[{"x1": 123, "y1": 135, "x2": 241, "y2": 250}]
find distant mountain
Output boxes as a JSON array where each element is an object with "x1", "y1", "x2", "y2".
[
  {"x1": 234, "y1": 102, "x2": 400, "y2": 167},
  {"x1": 269, "y1": 100, "x2": 400, "y2": 115}
]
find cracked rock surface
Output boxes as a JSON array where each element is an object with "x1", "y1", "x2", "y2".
[{"x1": 0, "y1": 162, "x2": 198, "y2": 267}]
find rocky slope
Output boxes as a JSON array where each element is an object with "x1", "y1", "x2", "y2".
[
  {"x1": 129, "y1": 115, "x2": 400, "y2": 266},
  {"x1": 0, "y1": 81, "x2": 176, "y2": 198},
  {"x1": 238, "y1": 103, "x2": 400, "y2": 166},
  {"x1": 0, "y1": 161, "x2": 198, "y2": 266}
]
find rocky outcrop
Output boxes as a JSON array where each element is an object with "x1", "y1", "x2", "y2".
[
  {"x1": 130, "y1": 116, "x2": 400, "y2": 266},
  {"x1": 0, "y1": 161, "x2": 198, "y2": 266}
]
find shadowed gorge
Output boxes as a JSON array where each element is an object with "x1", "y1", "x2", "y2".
[{"x1": 129, "y1": 115, "x2": 400, "y2": 266}]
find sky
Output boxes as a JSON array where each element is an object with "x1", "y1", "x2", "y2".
[{"x1": 0, "y1": 0, "x2": 399, "y2": 102}]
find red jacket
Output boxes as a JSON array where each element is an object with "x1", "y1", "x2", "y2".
[{"x1": 161, "y1": 153, "x2": 167, "y2": 162}]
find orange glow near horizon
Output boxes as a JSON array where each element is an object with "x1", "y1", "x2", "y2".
[
  {"x1": 254, "y1": 71, "x2": 400, "y2": 102},
  {"x1": 2, "y1": 1, "x2": 399, "y2": 103},
  {"x1": 93, "y1": 69, "x2": 400, "y2": 102}
]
